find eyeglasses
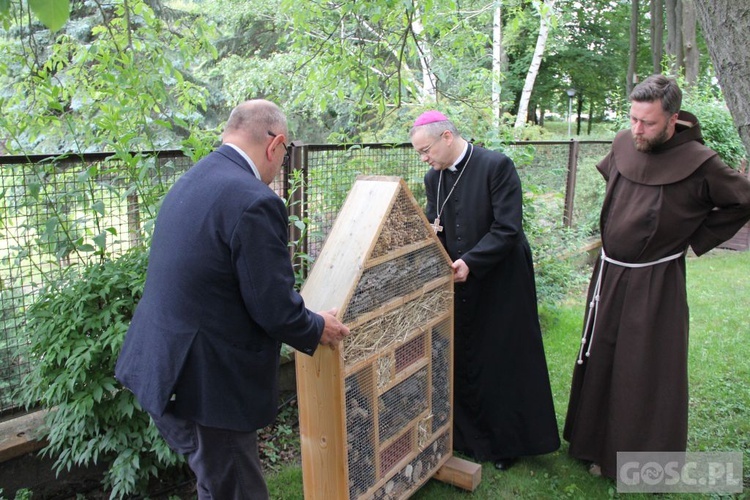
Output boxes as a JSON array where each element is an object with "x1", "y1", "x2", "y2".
[
  {"x1": 415, "y1": 132, "x2": 445, "y2": 157},
  {"x1": 267, "y1": 130, "x2": 290, "y2": 168}
]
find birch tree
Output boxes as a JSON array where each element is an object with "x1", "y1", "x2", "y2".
[
  {"x1": 492, "y1": 0, "x2": 508, "y2": 129},
  {"x1": 411, "y1": 7, "x2": 439, "y2": 104},
  {"x1": 514, "y1": 0, "x2": 556, "y2": 130}
]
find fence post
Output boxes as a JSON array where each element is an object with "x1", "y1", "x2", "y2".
[
  {"x1": 127, "y1": 193, "x2": 141, "y2": 247},
  {"x1": 563, "y1": 139, "x2": 580, "y2": 228}
]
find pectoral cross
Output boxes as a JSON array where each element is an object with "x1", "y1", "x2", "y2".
[{"x1": 431, "y1": 217, "x2": 443, "y2": 234}]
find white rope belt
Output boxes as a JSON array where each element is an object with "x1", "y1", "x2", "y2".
[{"x1": 576, "y1": 248, "x2": 685, "y2": 365}]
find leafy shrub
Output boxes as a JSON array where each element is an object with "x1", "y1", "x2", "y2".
[
  {"x1": 20, "y1": 246, "x2": 183, "y2": 498},
  {"x1": 571, "y1": 156, "x2": 607, "y2": 236},
  {"x1": 522, "y1": 184, "x2": 592, "y2": 302},
  {"x1": 0, "y1": 287, "x2": 28, "y2": 410},
  {"x1": 682, "y1": 88, "x2": 746, "y2": 169}
]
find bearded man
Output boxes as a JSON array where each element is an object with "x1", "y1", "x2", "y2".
[{"x1": 563, "y1": 74, "x2": 750, "y2": 479}]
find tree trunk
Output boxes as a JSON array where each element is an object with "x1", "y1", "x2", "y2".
[
  {"x1": 650, "y1": 0, "x2": 664, "y2": 73},
  {"x1": 514, "y1": 0, "x2": 555, "y2": 129},
  {"x1": 529, "y1": 102, "x2": 538, "y2": 124},
  {"x1": 626, "y1": 0, "x2": 639, "y2": 96},
  {"x1": 665, "y1": 0, "x2": 683, "y2": 75},
  {"x1": 694, "y1": 0, "x2": 750, "y2": 156},
  {"x1": 681, "y1": 0, "x2": 699, "y2": 85},
  {"x1": 492, "y1": 0, "x2": 508, "y2": 129}
]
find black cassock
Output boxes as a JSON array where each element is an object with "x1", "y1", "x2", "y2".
[{"x1": 424, "y1": 143, "x2": 560, "y2": 461}]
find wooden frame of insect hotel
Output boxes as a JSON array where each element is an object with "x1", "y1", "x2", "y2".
[{"x1": 296, "y1": 176, "x2": 456, "y2": 499}]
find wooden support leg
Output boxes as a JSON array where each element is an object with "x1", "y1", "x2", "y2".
[{"x1": 432, "y1": 455, "x2": 482, "y2": 492}]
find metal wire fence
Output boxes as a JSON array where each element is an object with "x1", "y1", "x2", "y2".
[
  {"x1": 0, "y1": 140, "x2": 610, "y2": 416},
  {"x1": 0, "y1": 152, "x2": 193, "y2": 416}
]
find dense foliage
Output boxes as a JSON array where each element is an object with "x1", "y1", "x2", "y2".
[
  {"x1": 682, "y1": 80, "x2": 747, "y2": 169},
  {"x1": 2, "y1": 0, "x2": 742, "y2": 153},
  {"x1": 0, "y1": 0, "x2": 218, "y2": 155},
  {"x1": 19, "y1": 246, "x2": 184, "y2": 498}
]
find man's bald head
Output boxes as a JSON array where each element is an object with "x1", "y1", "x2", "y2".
[{"x1": 222, "y1": 99, "x2": 288, "y2": 145}]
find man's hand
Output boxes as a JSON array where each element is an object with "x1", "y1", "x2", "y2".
[
  {"x1": 318, "y1": 308, "x2": 351, "y2": 349},
  {"x1": 451, "y1": 259, "x2": 470, "y2": 283}
]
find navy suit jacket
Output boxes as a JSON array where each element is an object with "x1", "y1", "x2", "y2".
[{"x1": 115, "y1": 145, "x2": 323, "y2": 432}]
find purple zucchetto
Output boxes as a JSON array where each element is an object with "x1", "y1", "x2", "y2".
[{"x1": 414, "y1": 110, "x2": 449, "y2": 127}]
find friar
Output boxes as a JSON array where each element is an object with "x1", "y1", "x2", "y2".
[{"x1": 564, "y1": 74, "x2": 750, "y2": 479}]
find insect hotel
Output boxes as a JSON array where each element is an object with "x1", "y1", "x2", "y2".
[{"x1": 296, "y1": 176, "x2": 478, "y2": 499}]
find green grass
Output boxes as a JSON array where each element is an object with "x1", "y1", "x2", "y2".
[{"x1": 266, "y1": 249, "x2": 750, "y2": 499}]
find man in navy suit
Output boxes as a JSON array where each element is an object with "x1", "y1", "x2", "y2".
[{"x1": 115, "y1": 99, "x2": 350, "y2": 499}]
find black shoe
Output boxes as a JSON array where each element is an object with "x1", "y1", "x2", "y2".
[{"x1": 494, "y1": 458, "x2": 517, "y2": 471}]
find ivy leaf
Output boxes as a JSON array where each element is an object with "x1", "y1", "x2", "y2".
[{"x1": 29, "y1": 0, "x2": 70, "y2": 32}]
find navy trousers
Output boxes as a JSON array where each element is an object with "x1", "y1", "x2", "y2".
[{"x1": 150, "y1": 409, "x2": 269, "y2": 499}]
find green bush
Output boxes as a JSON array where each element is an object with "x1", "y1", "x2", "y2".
[
  {"x1": 682, "y1": 90, "x2": 746, "y2": 169},
  {"x1": 571, "y1": 156, "x2": 607, "y2": 236},
  {"x1": 19, "y1": 246, "x2": 183, "y2": 499},
  {"x1": 522, "y1": 186, "x2": 592, "y2": 303},
  {"x1": 0, "y1": 287, "x2": 27, "y2": 410}
]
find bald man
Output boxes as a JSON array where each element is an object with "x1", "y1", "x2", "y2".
[{"x1": 116, "y1": 100, "x2": 349, "y2": 498}]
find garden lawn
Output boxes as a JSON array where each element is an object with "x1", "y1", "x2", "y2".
[{"x1": 265, "y1": 248, "x2": 749, "y2": 499}]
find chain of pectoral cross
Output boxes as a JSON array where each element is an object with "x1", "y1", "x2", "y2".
[{"x1": 432, "y1": 143, "x2": 473, "y2": 234}]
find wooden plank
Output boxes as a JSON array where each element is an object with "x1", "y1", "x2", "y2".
[
  {"x1": 553, "y1": 237, "x2": 601, "y2": 261},
  {"x1": 0, "y1": 409, "x2": 49, "y2": 463},
  {"x1": 433, "y1": 455, "x2": 482, "y2": 492},
  {"x1": 301, "y1": 178, "x2": 400, "y2": 312},
  {"x1": 295, "y1": 346, "x2": 350, "y2": 499}
]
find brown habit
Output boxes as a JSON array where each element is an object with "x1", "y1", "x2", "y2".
[{"x1": 563, "y1": 112, "x2": 750, "y2": 479}]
